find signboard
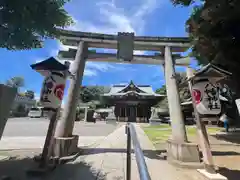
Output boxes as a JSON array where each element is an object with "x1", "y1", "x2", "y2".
[
  {"x1": 40, "y1": 72, "x2": 66, "y2": 109},
  {"x1": 192, "y1": 80, "x2": 221, "y2": 115},
  {"x1": 235, "y1": 99, "x2": 240, "y2": 115}
]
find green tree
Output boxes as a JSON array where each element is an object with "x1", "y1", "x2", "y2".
[
  {"x1": 6, "y1": 76, "x2": 24, "y2": 90},
  {"x1": 175, "y1": 72, "x2": 191, "y2": 102},
  {"x1": 170, "y1": 0, "x2": 240, "y2": 95},
  {"x1": 79, "y1": 86, "x2": 109, "y2": 103},
  {"x1": 36, "y1": 101, "x2": 42, "y2": 107},
  {"x1": 155, "y1": 72, "x2": 191, "y2": 108},
  {"x1": 1, "y1": 0, "x2": 73, "y2": 50},
  {"x1": 155, "y1": 85, "x2": 167, "y2": 95},
  {"x1": 175, "y1": 72, "x2": 187, "y2": 85},
  {"x1": 156, "y1": 72, "x2": 189, "y2": 99},
  {"x1": 25, "y1": 90, "x2": 35, "y2": 99}
]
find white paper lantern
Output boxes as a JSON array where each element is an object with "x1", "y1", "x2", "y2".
[
  {"x1": 192, "y1": 80, "x2": 221, "y2": 115},
  {"x1": 40, "y1": 72, "x2": 66, "y2": 109}
]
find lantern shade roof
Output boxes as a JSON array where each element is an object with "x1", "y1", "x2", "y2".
[
  {"x1": 30, "y1": 57, "x2": 70, "y2": 76},
  {"x1": 30, "y1": 57, "x2": 69, "y2": 71},
  {"x1": 189, "y1": 63, "x2": 232, "y2": 81}
]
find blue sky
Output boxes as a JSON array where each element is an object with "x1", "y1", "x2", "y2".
[{"x1": 0, "y1": 0, "x2": 198, "y2": 101}]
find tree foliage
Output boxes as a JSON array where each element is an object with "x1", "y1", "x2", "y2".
[
  {"x1": 0, "y1": 0, "x2": 73, "y2": 50},
  {"x1": 25, "y1": 90, "x2": 35, "y2": 99},
  {"x1": 155, "y1": 72, "x2": 191, "y2": 108},
  {"x1": 170, "y1": 1, "x2": 240, "y2": 121},
  {"x1": 171, "y1": 0, "x2": 240, "y2": 94},
  {"x1": 6, "y1": 76, "x2": 24, "y2": 89},
  {"x1": 155, "y1": 85, "x2": 167, "y2": 95},
  {"x1": 79, "y1": 86, "x2": 110, "y2": 103}
]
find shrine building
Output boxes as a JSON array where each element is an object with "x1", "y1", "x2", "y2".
[{"x1": 102, "y1": 81, "x2": 165, "y2": 123}]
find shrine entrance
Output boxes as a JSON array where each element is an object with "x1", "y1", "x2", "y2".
[
  {"x1": 128, "y1": 105, "x2": 136, "y2": 122},
  {"x1": 54, "y1": 29, "x2": 195, "y2": 165},
  {"x1": 103, "y1": 80, "x2": 164, "y2": 122}
]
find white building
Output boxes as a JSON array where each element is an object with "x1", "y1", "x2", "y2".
[{"x1": 12, "y1": 94, "x2": 36, "y2": 112}]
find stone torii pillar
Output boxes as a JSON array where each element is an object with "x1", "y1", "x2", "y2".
[
  {"x1": 164, "y1": 46, "x2": 187, "y2": 142},
  {"x1": 164, "y1": 46, "x2": 201, "y2": 165},
  {"x1": 54, "y1": 41, "x2": 88, "y2": 158},
  {"x1": 84, "y1": 107, "x2": 88, "y2": 121}
]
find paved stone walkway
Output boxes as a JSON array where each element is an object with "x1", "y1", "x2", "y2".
[
  {"x1": 0, "y1": 136, "x2": 105, "y2": 150},
  {"x1": 46, "y1": 124, "x2": 206, "y2": 180},
  {"x1": 1, "y1": 123, "x2": 240, "y2": 179}
]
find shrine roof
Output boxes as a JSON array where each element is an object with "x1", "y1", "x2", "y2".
[{"x1": 103, "y1": 81, "x2": 165, "y2": 97}]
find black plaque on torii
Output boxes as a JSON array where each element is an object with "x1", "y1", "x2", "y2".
[{"x1": 117, "y1": 32, "x2": 134, "y2": 62}]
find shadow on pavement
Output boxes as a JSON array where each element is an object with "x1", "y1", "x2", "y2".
[
  {"x1": 212, "y1": 151, "x2": 240, "y2": 156},
  {"x1": 218, "y1": 167, "x2": 240, "y2": 180},
  {"x1": 213, "y1": 133, "x2": 240, "y2": 144},
  {"x1": 0, "y1": 156, "x2": 106, "y2": 180},
  {"x1": 82, "y1": 147, "x2": 167, "y2": 160}
]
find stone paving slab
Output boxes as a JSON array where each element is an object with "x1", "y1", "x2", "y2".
[
  {"x1": 81, "y1": 125, "x2": 128, "y2": 180},
  {"x1": 64, "y1": 124, "x2": 206, "y2": 180},
  {"x1": 0, "y1": 124, "x2": 212, "y2": 180},
  {"x1": 0, "y1": 136, "x2": 105, "y2": 150},
  {"x1": 134, "y1": 124, "x2": 208, "y2": 180}
]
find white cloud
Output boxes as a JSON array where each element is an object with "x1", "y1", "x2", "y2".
[
  {"x1": 35, "y1": 93, "x2": 40, "y2": 101},
  {"x1": 84, "y1": 69, "x2": 97, "y2": 77},
  {"x1": 86, "y1": 61, "x2": 129, "y2": 72},
  {"x1": 86, "y1": 62, "x2": 116, "y2": 72},
  {"x1": 56, "y1": 59, "x2": 98, "y2": 77},
  {"x1": 69, "y1": 0, "x2": 160, "y2": 35},
  {"x1": 61, "y1": 100, "x2": 65, "y2": 108},
  {"x1": 35, "y1": 59, "x2": 42, "y2": 63},
  {"x1": 115, "y1": 82, "x2": 128, "y2": 86},
  {"x1": 53, "y1": 0, "x2": 163, "y2": 73}
]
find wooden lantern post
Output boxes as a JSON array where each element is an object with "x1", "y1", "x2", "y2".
[
  {"x1": 187, "y1": 64, "x2": 231, "y2": 180},
  {"x1": 30, "y1": 57, "x2": 70, "y2": 168}
]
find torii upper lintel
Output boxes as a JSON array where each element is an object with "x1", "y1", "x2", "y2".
[{"x1": 57, "y1": 29, "x2": 191, "y2": 53}]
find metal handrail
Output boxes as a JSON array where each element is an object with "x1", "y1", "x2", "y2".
[{"x1": 126, "y1": 123, "x2": 151, "y2": 180}]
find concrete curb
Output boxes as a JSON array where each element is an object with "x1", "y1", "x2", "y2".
[
  {"x1": 0, "y1": 155, "x2": 10, "y2": 161},
  {"x1": 0, "y1": 125, "x2": 124, "y2": 153},
  {"x1": 167, "y1": 157, "x2": 204, "y2": 169},
  {"x1": 0, "y1": 136, "x2": 106, "y2": 151}
]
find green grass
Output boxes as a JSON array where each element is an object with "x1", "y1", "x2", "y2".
[
  {"x1": 143, "y1": 129, "x2": 172, "y2": 144},
  {"x1": 0, "y1": 151, "x2": 10, "y2": 157},
  {"x1": 143, "y1": 124, "x2": 171, "y2": 129},
  {"x1": 143, "y1": 124, "x2": 223, "y2": 145}
]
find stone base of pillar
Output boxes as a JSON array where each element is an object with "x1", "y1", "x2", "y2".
[
  {"x1": 105, "y1": 112, "x2": 117, "y2": 124},
  {"x1": 118, "y1": 117, "x2": 124, "y2": 122},
  {"x1": 166, "y1": 139, "x2": 203, "y2": 169},
  {"x1": 52, "y1": 135, "x2": 79, "y2": 160},
  {"x1": 149, "y1": 118, "x2": 161, "y2": 125},
  {"x1": 136, "y1": 117, "x2": 140, "y2": 123}
]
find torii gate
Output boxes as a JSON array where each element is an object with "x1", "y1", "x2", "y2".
[{"x1": 54, "y1": 30, "x2": 200, "y2": 165}]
